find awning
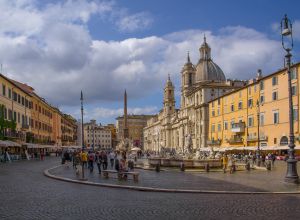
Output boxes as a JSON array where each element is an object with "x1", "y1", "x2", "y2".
[
  {"x1": 24, "y1": 143, "x2": 43, "y2": 149},
  {"x1": 0, "y1": 140, "x2": 21, "y2": 147}
]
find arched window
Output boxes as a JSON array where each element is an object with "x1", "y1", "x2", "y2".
[
  {"x1": 280, "y1": 136, "x2": 288, "y2": 146},
  {"x1": 188, "y1": 73, "x2": 192, "y2": 85}
]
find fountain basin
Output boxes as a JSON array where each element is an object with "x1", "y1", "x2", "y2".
[{"x1": 148, "y1": 158, "x2": 221, "y2": 168}]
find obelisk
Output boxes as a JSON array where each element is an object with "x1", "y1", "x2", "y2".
[{"x1": 123, "y1": 89, "x2": 129, "y2": 139}]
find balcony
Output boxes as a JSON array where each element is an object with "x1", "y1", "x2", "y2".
[
  {"x1": 22, "y1": 124, "x2": 29, "y2": 129},
  {"x1": 247, "y1": 135, "x2": 268, "y2": 142},
  {"x1": 227, "y1": 136, "x2": 244, "y2": 144},
  {"x1": 231, "y1": 122, "x2": 245, "y2": 133},
  {"x1": 207, "y1": 139, "x2": 221, "y2": 146}
]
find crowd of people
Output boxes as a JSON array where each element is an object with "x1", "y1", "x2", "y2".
[
  {"x1": 221, "y1": 152, "x2": 277, "y2": 173},
  {"x1": 61, "y1": 149, "x2": 135, "y2": 174}
]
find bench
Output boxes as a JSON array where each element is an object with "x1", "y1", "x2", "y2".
[{"x1": 102, "y1": 170, "x2": 139, "y2": 182}]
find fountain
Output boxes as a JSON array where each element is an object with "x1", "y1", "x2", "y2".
[{"x1": 148, "y1": 135, "x2": 222, "y2": 169}]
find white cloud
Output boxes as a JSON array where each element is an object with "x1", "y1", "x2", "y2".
[
  {"x1": 116, "y1": 12, "x2": 153, "y2": 32},
  {"x1": 0, "y1": 0, "x2": 292, "y2": 124},
  {"x1": 81, "y1": 106, "x2": 158, "y2": 122}
]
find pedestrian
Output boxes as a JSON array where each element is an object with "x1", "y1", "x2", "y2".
[
  {"x1": 102, "y1": 151, "x2": 108, "y2": 170},
  {"x1": 88, "y1": 151, "x2": 95, "y2": 172},
  {"x1": 40, "y1": 150, "x2": 44, "y2": 161},
  {"x1": 109, "y1": 151, "x2": 115, "y2": 168},
  {"x1": 221, "y1": 154, "x2": 228, "y2": 173},
  {"x1": 271, "y1": 153, "x2": 276, "y2": 166},
  {"x1": 95, "y1": 151, "x2": 102, "y2": 174},
  {"x1": 80, "y1": 150, "x2": 88, "y2": 169}
]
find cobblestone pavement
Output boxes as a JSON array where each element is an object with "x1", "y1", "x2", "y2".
[
  {"x1": 1, "y1": 157, "x2": 300, "y2": 220},
  {"x1": 51, "y1": 159, "x2": 300, "y2": 192}
]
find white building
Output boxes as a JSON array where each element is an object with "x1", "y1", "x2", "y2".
[
  {"x1": 143, "y1": 37, "x2": 246, "y2": 152},
  {"x1": 84, "y1": 120, "x2": 112, "y2": 149}
]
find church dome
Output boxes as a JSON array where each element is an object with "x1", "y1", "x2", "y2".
[{"x1": 195, "y1": 36, "x2": 226, "y2": 82}]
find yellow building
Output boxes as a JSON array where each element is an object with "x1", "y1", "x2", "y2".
[
  {"x1": 0, "y1": 74, "x2": 32, "y2": 143},
  {"x1": 1, "y1": 75, "x2": 77, "y2": 146},
  {"x1": 61, "y1": 114, "x2": 77, "y2": 146},
  {"x1": 208, "y1": 63, "x2": 300, "y2": 150}
]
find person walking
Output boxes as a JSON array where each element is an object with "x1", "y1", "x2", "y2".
[
  {"x1": 95, "y1": 151, "x2": 102, "y2": 174},
  {"x1": 80, "y1": 150, "x2": 88, "y2": 169},
  {"x1": 221, "y1": 154, "x2": 228, "y2": 173},
  {"x1": 88, "y1": 151, "x2": 95, "y2": 172},
  {"x1": 109, "y1": 151, "x2": 115, "y2": 168},
  {"x1": 102, "y1": 151, "x2": 108, "y2": 170}
]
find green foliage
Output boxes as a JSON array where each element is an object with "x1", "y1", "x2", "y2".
[{"x1": 0, "y1": 104, "x2": 17, "y2": 139}]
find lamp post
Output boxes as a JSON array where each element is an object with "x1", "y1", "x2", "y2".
[
  {"x1": 256, "y1": 100, "x2": 261, "y2": 166},
  {"x1": 281, "y1": 14, "x2": 299, "y2": 183},
  {"x1": 80, "y1": 91, "x2": 86, "y2": 181}
]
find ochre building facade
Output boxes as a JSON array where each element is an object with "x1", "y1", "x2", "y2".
[{"x1": 208, "y1": 63, "x2": 300, "y2": 150}]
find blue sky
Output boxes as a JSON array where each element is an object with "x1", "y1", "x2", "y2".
[{"x1": 1, "y1": 0, "x2": 300, "y2": 124}]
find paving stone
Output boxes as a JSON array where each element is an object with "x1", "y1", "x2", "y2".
[{"x1": 1, "y1": 157, "x2": 300, "y2": 220}]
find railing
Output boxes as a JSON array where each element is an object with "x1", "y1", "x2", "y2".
[
  {"x1": 207, "y1": 140, "x2": 221, "y2": 145},
  {"x1": 227, "y1": 136, "x2": 243, "y2": 144},
  {"x1": 247, "y1": 136, "x2": 268, "y2": 142},
  {"x1": 231, "y1": 122, "x2": 245, "y2": 133}
]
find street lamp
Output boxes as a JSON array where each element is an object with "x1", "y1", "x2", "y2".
[
  {"x1": 256, "y1": 100, "x2": 261, "y2": 166},
  {"x1": 281, "y1": 14, "x2": 299, "y2": 183},
  {"x1": 80, "y1": 91, "x2": 86, "y2": 181}
]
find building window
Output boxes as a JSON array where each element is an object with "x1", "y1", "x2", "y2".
[
  {"x1": 217, "y1": 108, "x2": 220, "y2": 116},
  {"x1": 260, "y1": 114, "x2": 264, "y2": 126},
  {"x1": 293, "y1": 108, "x2": 298, "y2": 121},
  {"x1": 17, "y1": 94, "x2": 21, "y2": 103},
  {"x1": 273, "y1": 111, "x2": 279, "y2": 124},
  {"x1": 211, "y1": 124, "x2": 215, "y2": 132},
  {"x1": 8, "y1": 109, "x2": 12, "y2": 120},
  {"x1": 272, "y1": 76, "x2": 278, "y2": 86},
  {"x1": 212, "y1": 110, "x2": 215, "y2": 117},
  {"x1": 274, "y1": 138, "x2": 277, "y2": 144},
  {"x1": 248, "y1": 99, "x2": 253, "y2": 108},
  {"x1": 8, "y1": 88, "x2": 11, "y2": 99},
  {"x1": 292, "y1": 85, "x2": 297, "y2": 96},
  {"x1": 248, "y1": 116, "x2": 254, "y2": 127},
  {"x1": 231, "y1": 104, "x2": 234, "y2": 112},
  {"x1": 2, "y1": 84, "x2": 6, "y2": 96},
  {"x1": 238, "y1": 101, "x2": 243, "y2": 110},
  {"x1": 260, "y1": 81, "x2": 264, "y2": 90},
  {"x1": 224, "y1": 121, "x2": 228, "y2": 130},
  {"x1": 188, "y1": 73, "x2": 192, "y2": 85},
  {"x1": 291, "y1": 68, "x2": 297, "y2": 80},
  {"x1": 13, "y1": 92, "x2": 17, "y2": 101},
  {"x1": 260, "y1": 95, "x2": 265, "y2": 104},
  {"x1": 231, "y1": 120, "x2": 235, "y2": 128},
  {"x1": 217, "y1": 124, "x2": 221, "y2": 132},
  {"x1": 272, "y1": 91, "x2": 278, "y2": 101}
]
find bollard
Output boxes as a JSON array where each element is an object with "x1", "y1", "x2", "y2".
[
  {"x1": 180, "y1": 162, "x2": 185, "y2": 171},
  {"x1": 155, "y1": 163, "x2": 160, "y2": 172},
  {"x1": 245, "y1": 162, "x2": 250, "y2": 171},
  {"x1": 205, "y1": 163, "x2": 210, "y2": 172}
]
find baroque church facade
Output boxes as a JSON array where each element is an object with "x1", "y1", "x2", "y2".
[{"x1": 143, "y1": 37, "x2": 246, "y2": 152}]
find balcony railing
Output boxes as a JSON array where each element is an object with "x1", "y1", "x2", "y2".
[
  {"x1": 207, "y1": 139, "x2": 221, "y2": 146},
  {"x1": 247, "y1": 136, "x2": 268, "y2": 142},
  {"x1": 231, "y1": 122, "x2": 245, "y2": 133},
  {"x1": 227, "y1": 136, "x2": 244, "y2": 144}
]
